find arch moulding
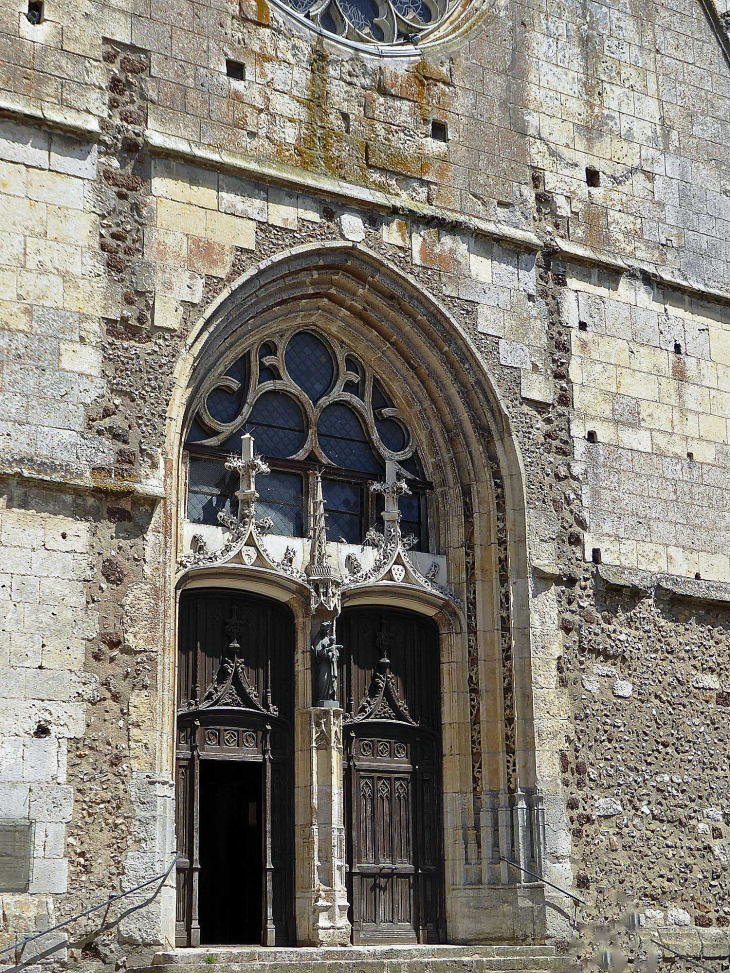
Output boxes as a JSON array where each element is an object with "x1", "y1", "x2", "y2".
[{"x1": 161, "y1": 242, "x2": 548, "y2": 945}]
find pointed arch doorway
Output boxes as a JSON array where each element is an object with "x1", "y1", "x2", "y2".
[
  {"x1": 175, "y1": 588, "x2": 295, "y2": 947},
  {"x1": 339, "y1": 607, "x2": 443, "y2": 945}
]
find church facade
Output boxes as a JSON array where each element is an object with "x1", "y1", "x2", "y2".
[{"x1": 0, "y1": 0, "x2": 729, "y2": 966}]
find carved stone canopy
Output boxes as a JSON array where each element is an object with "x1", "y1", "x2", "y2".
[
  {"x1": 341, "y1": 462, "x2": 458, "y2": 604},
  {"x1": 178, "y1": 444, "x2": 457, "y2": 611}
]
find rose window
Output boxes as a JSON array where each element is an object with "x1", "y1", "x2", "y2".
[{"x1": 274, "y1": 0, "x2": 457, "y2": 48}]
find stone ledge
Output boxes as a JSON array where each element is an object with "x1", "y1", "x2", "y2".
[
  {"x1": 144, "y1": 130, "x2": 543, "y2": 252},
  {"x1": 553, "y1": 238, "x2": 730, "y2": 308},
  {"x1": 0, "y1": 465, "x2": 165, "y2": 500},
  {"x1": 596, "y1": 563, "x2": 730, "y2": 606},
  {"x1": 531, "y1": 561, "x2": 580, "y2": 583},
  {"x1": 646, "y1": 925, "x2": 730, "y2": 961},
  {"x1": 0, "y1": 93, "x2": 100, "y2": 140}
]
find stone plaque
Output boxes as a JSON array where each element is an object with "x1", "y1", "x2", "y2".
[{"x1": 0, "y1": 821, "x2": 34, "y2": 892}]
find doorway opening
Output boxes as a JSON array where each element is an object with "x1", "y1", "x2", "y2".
[{"x1": 198, "y1": 760, "x2": 263, "y2": 945}]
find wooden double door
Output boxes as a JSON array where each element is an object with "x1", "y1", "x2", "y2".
[
  {"x1": 339, "y1": 608, "x2": 444, "y2": 945},
  {"x1": 175, "y1": 590, "x2": 294, "y2": 947},
  {"x1": 174, "y1": 595, "x2": 443, "y2": 947}
]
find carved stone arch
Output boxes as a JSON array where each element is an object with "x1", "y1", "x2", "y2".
[{"x1": 164, "y1": 242, "x2": 544, "y2": 942}]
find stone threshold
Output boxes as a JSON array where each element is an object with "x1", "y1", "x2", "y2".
[
  {"x1": 153, "y1": 944, "x2": 556, "y2": 959},
  {"x1": 142, "y1": 943, "x2": 562, "y2": 973}
]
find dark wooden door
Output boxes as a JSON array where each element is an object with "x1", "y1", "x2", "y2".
[
  {"x1": 175, "y1": 589, "x2": 294, "y2": 947},
  {"x1": 340, "y1": 608, "x2": 443, "y2": 945}
]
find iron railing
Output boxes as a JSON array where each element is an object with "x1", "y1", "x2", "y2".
[
  {"x1": 499, "y1": 855, "x2": 586, "y2": 905},
  {"x1": 0, "y1": 852, "x2": 179, "y2": 968}
]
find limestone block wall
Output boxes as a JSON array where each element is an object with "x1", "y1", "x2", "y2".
[
  {"x1": 0, "y1": 0, "x2": 727, "y2": 287},
  {"x1": 0, "y1": 489, "x2": 97, "y2": 950},
  {"x1": 0, "y1": 125, "x2": 114, "y2": 481},
  {"x1": 0, "y1": 0, "x2": 726, "y2": 963},
  {"x1": 564, "y1": 268, "x2": 730, "y2": 582}
]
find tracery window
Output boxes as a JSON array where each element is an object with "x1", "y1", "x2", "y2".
[
  {"x1": 276, "y1": 0, "x2": 457, "y2": 49},
  {"x1": 184, "y1": 330, "x2": 430, "y2": 549}
]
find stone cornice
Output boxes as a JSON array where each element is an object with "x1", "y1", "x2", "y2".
[
  {"x1": 143, "y1": 131, "x2": 730, "y2": 309},
  {"x1": 552, "y1": 238, "x2": 730, "y2": 308},
  {"x1": 0, "y1": 102, "x2": 728, "y2": 308},
  {"x1": 143, "y1": 129, "x2": 543, "y2": 253},
  {"x1": 0, "y1": 465, "x2": 165, "y2": 500},
  {"x1": 596, "y1": 563, "x2": 730, "y2": 607},
  {"x1": 0, "y1": 92, "x2": 100, "y2": 140}
]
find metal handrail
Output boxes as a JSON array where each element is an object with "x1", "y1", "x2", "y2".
[
  {"x1": 0, "y1": 851, "x2": 180, "y2": 963},
  {"x1": 499, "y1": 856, "x2": 586, "y2": 905},
  {"x1": 648, "y1": 936, "x2": 718, "y2": 973},
  {"x1": 499, "y1": 856, "x2": 720, "y2": 973}
]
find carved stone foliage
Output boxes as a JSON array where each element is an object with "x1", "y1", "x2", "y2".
[
  {"x1": 342, "y1": 464, "x2": 458, "y2": 605},
  {"x1": 491, "y1": 469, "x2": 517, "y2": 793},
  {"x1": 179, "y1": 455, "x2": 456, "y2": 614},
  {"x1": 312, "y1": 710, "x2": 343, "y2": 752},
  {"x1": 178, "y1": 439, "x2": 308, "y2": 583}
]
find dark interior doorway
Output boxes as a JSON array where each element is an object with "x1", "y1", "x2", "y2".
[{"x1": 198, "y1": 760, "x2": 262, "y2": 945}]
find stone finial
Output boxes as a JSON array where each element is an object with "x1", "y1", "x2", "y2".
[
  {"x1": 370, "y1": 460, "x2": 410, "y2": 521},
  {"x1": 225, "y1": 433, "x2": 270, "y2": 518},
  {"x1": 305, "y1": 473, "x2": 341, "y2": 615}
]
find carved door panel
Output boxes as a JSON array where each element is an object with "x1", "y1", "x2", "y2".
[
  {"x1": 175, "y1": 590, "x2": 294, "y2": 947},
  {"x1": 340, "y1": 609, "x2": 443, "y2": 945}
]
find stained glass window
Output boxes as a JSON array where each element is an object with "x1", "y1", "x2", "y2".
[
  {"x1": 285, "y1": 331, "x2": 334, "y2": 403},
  {"x1": 187, "y1": 457, "x2": 237, "y2": 525},
  {"x1": 318, "y1": 403, "x2": 383, "y2": 474},
  {"x1": 275, "y1": 0, "x2": 455, "y2": 49},
  {"x1": 184, "y1": 328, "x2": 429, "y2": 544},
  {"x1": 258, "y1": 471, "x2": 304, "y2": 537},
  {"x1": 322, "y1": 480, "x2": 362, "y2": 544},
  {"x1": 240, "y1": 392, "x2": 306, "y2": 458}
]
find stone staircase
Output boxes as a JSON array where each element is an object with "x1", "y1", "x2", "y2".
[{"x1": 136, "y1": 944, "x2": 570, "y2": 973}]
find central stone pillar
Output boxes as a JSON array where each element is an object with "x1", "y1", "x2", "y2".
[{"x1": 295, "y1": 706, "x2": 351, "y2": 945}]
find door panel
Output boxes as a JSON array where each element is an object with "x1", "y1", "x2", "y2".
[
  {"x1": 175, "y1": 590, "x2": 294, "y2": 947},
  {"x1": 340, "y1": 608, "x2": 443, "y2": 945}
]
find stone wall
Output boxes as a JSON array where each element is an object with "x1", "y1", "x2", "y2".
[
  {"x1": 0, "y1": 0, "x2": 728, "y2": 285},
  {"x1": 0, "y1": 0, "x2": 727, "y2": 966}
]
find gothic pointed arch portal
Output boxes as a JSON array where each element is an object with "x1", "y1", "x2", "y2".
[{"x1": 167, "y1": 243, "x2": 546, "y2": 946}]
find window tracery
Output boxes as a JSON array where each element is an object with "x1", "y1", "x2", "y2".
[
  {"x1": 185, "y1": 329, "x2": 429, "y2": 548},
  {"x1": 278, "y1": 0, "x2": 455, "y2": 48}
]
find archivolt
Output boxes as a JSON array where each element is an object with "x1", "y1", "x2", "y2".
[{"x1": 166, "y1": 242, "x2": 537, "y2": 802}]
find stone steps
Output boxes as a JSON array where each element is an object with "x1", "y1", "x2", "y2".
[{"x1": 138, "y1": 944, "x2": 569, "y2": 973}]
